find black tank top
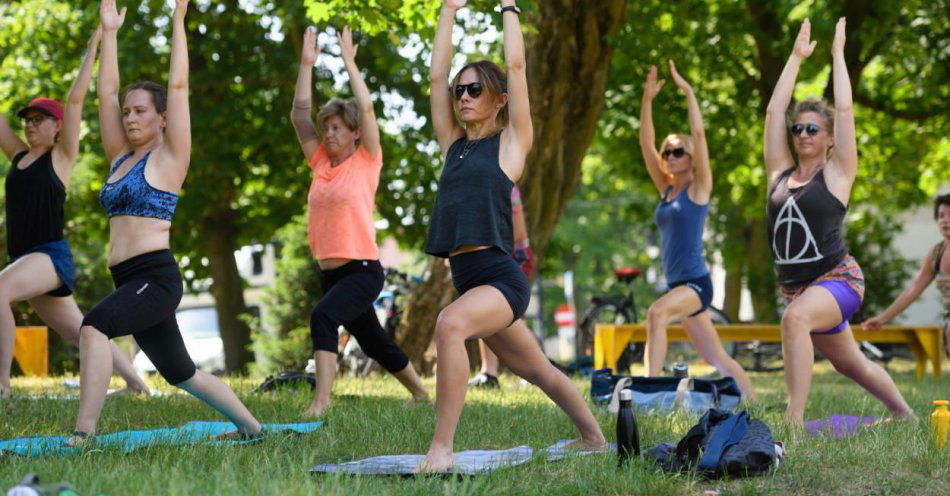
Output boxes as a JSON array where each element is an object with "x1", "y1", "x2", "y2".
[
  {"x1": 424, "y1": 133, "x2": 514, "y2": 258},
  {"x1": 5, "y1": 150, "x2": 66, "y2": 258},
  {"x1": 767, "y1": 168, "x2": 847, "y2": 286}
]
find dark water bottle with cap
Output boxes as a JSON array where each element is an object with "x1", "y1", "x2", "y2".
[
  {"x1": 672, "y1": 362, "x2": 688, "y2": 378},
  {"x1": 616, "y1": 389, "x2": 640, "y2": 465}
]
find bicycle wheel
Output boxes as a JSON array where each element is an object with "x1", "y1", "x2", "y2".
[{"x1": 578, "y1": 303, "x2": 631, "y2": 363}]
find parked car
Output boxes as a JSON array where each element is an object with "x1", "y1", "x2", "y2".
[{"x1": 133, "y1": 306, "x2": 225, "y2": 375}]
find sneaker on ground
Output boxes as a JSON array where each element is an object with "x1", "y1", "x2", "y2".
[{"x1": 467, "y1": 373, "x2": 500, "y2": 389}]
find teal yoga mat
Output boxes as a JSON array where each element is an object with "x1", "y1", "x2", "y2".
[{"x1": 0, "y1": 421, "x2": 322, "y2": 457}]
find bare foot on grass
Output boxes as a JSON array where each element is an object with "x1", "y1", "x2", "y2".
[
  {"x1": 405, "y1": 392, "x2": 430, "y2": 406},
  {"x1": 413, "y1": 445, "x2": 453, "y2": 474},
  {"x1": 561, "y1": 437, "x2": 609, "y2": 452},
  {"x1": 107, "y1": 385, "x2": 151, "y2": 397},
  {"x1": 302, "y1": 401, "x2": 330, "y2": 418}
]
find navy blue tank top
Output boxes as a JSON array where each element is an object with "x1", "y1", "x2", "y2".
[
  {"x1": 767, "y1": 168, "x2": 847, "y2": 286},
  {"x1": 5, "y1": 150, "x2": 65, "y2": 258},
  {"x1": 99, "y1": 152, "x2": 179, "y2": 221},
  {"x1": 424, "y1": 133, "x2": 514, "y2": 258},
  {"x1": 654, "y1": 185, "x2": 710, "y2": 284}
]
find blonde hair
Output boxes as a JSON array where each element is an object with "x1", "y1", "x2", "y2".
[
  {"x1": 658, "y1": 133, "x2": 694, "y2": 183},
  {"x1": 450, "y1": 60, "x2": 509, "y2": 129},
  {"x1": 316, "y1": 98, "x2": 360, "y2": 138},
  {"x1": 787, "y1": 97, "x2": 834, "y2": 135}
]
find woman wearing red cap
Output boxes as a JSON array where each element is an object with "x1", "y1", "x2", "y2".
[{"x1": 0, "y1": 26, "x2": 149, "y2": 399}]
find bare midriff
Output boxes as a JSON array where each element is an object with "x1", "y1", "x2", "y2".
[
  {"x1": 107, "y1": 216, "x2": 171, "y2": 267},
  {"x1": 318, "y1": 258, "x2": 353, "y2": 271},
  {"x1": 449, "y1": 245, "x2": 494, "y2": 257}
]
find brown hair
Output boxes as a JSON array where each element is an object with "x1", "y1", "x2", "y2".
[
  {"x1": 787, "y1": 97, "x2": 834, "y2": 135},
  {"x1": 122, "y1": 81, "x2": 167, "y2": 114},
  {"x1": 316, "y1": 98, "x2": 360, "y2": 138},
  {"x1": 450, "y1": 60, "x2": 509, "y2": 129},
  {"x1": 935, "y1": 193, "x2": 950, "y2": 220}
]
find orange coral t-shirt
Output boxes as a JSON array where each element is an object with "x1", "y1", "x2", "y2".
[{"x1": 307, "y1": 144, "x2": 382, "y2": 260}]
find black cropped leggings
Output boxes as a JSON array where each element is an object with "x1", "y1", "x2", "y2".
[
  {"x1": 81, "y1": 250, "x2": 196, "y2": 385},
  {"x1": 310, "y1": 260, "x2": 409, "y2": 373}
]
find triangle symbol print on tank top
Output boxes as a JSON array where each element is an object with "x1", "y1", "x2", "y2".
[{"x1": 773, "y1": 196, "x2": 823, "y2": 265}]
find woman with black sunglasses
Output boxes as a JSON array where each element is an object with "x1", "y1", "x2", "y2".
[
  {"x1": 0, "y1": 25, "x2": 149, "y2": 399},
  {"x1": 417, "y1": 0, "x2": 605, "y2": 472},
  {"x1": 764, "y1": 18, "x2": 913, "y2": 425},
  {"x1": 638, "y1": 61, "x2": 754, "y2": 398}
]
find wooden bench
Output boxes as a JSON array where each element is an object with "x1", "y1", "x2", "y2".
[
  {"x1": 594, "y1": 323, "x2": 943, "y2": 381},
  {"x1": 13, "y1": 326, "x2": 48, "y2": 377}
]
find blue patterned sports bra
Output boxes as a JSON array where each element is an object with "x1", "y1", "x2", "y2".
[{"x1": 99, "y1": 151, "x2": 179, "y2": 221}]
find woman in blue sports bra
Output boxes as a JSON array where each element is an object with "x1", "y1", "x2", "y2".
[
  {"x1": 68, "y1": 0, "x2": 262, "y2": 445},
  {"x1": 0, "y1": 26, "x2": 149, "y2": 399},
  {"x1": 638, "y1": 61, "x2": 754, "y2": 399}
]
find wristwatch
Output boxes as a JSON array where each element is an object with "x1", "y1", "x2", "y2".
[{"x1": 501, "y1": 5, "x2": 521, "y2": 15}]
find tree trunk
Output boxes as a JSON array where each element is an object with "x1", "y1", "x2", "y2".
[
  {"x1": 203, "y1": 216, "x2": 254, "y2": 373},
  {"x1": 521, "y1": 0, "x2": 629, "y2": 258},
  {"x1": 746, "y1": 219, "x2": 779, "y2": 323},
  {"x1": 395, "y1": 257, "x2": 456, "y2": 374}
]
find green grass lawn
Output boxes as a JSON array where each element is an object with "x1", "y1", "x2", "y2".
[{"x1": 1, "y1": 359, "x2": 947, "y2": 495}]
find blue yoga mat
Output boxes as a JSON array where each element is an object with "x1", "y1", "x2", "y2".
[{"x1": 0, "y1": 421, "x2": 322, "y2": 457}]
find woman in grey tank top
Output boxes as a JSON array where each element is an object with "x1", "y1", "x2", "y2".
[
  {"x1": 638, "y1": 61, "x2": 754, "y2": 399},
  {"x1": 764, "y1": 18, "x2": 913, "y2": 426},
  {"x1": 863, "y1": 194, "x2": 950, "y2": 358},
  {"x1": 415, "y1": 0, "x2": 606, "y2": 473}
]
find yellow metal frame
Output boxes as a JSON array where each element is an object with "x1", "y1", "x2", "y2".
[{"x1": 594, "y1": 323, "x2": 943, "y2": 381}]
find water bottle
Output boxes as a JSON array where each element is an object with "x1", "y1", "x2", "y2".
[
  {"x1": 616, "y1": 389, "x2": 640, "y2": 465},
  {"x1": 932, "y1": 400, "x2": 949, "y2": 450},
  {"x1": 672, "y1": 362, "x2": 688, "y2": 379}
]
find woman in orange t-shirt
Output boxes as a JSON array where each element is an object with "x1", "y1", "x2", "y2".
[{"x1": 290, "y1": 26, "x2": 428, "y2": 418}]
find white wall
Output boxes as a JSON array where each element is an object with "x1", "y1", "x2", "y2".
[{"x1": 888, "y1": 196, "x2": 948, "y2": 325}]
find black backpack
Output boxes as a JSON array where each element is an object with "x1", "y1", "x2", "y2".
[
  {"x1": 255, "y1": 370, "x2": 316, "y2": 393},
  {"x1": 647, "y1": 408, "x2": 779, "y2": 478}
]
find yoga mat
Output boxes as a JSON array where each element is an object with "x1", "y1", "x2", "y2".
[
  {"x1": 310, "y1": 446, "x2": 534, "y2": 476},
  {"x1": 0, "y1": 421, "x2": 322, "y2": 458},
  {"x1": 545, "y1": 440, "x2": 615, "y2": 461},
  {"x1": 804, "y1": 415, "x2": 879, "y2": 438}
]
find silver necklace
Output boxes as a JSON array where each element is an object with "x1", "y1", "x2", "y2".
[{"x1": 458, "y1": 138, "x2": 482, "y2": 159}]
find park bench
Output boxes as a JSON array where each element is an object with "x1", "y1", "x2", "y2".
[
  {"x1": 13, "y1": 326, "x2": 48, "y2": 377},
  {"x1": 594, "y1": 323, "x2": 943, "y2": 381}
]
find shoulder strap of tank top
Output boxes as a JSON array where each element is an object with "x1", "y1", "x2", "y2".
[
  {"x1": 933, "y1": 240, "x2": 947, "y2": 274},
  {"x1": 768, "y1": 167, "x2": 795, "y2": 197},
  {"x1": 662, "y1": 185, "x2": 673, "y2": 202},
  {"x1": 11, "y1": 150, "x2": 29, "y2": 168}
]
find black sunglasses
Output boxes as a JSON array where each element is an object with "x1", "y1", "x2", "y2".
[
  {"x1": 790, "y1": 123, "x2": 821, "y2": 137},
  {"x1": 22, "y1": 115, "x2": 52, "y2": 127},
  {"x1": 661, "y1": 147, "x2": 686, "y2": 159},
  {"x1": 454, "y1": 82, "x2": 483, "y2": 100}
]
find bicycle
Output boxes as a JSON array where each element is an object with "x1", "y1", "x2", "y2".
[{"x1": 577, "y1": 268, "x2": 731, "y2": 373}]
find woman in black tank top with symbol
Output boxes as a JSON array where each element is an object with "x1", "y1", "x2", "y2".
[
  {"x1": 764, "y1": 18, "x2": 913, "y2": 425},
  {"x1": 0, "y1": 26, "x2": 148, "y2": 399},
  {"x1": 416, "y1": 0, "x2": 605, "y2": 473}
]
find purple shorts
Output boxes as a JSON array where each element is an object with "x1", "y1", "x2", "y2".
[
  {"x1": 780, "y1": 255, "x2": 865, "y2": 335},
  {"x1": 809, "y1": 280, "x2": 862, "y2": 335}
]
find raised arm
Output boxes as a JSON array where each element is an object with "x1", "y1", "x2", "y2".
[
  {"x1": 862, "y1": 251, "x2": 937, "y2": 330},
  {"x1": 765, "y1": 19, "x2": 815, "y2": 184},
  {"x1": 669, "y1": 60, "x2": 711, "y2": 197},
  {"x1": 429, "y1": 0, "x2": 466, "y2": 154},
  {"x1": 828, "y1": 18, "x2": 857, "y2": 184},
  {"x1": 161, "y1": 0, "x2": 191, "y2": 175},
  {"x1": 639, "y1": 65, "x2": 669, "y2": 195},
  {"x1": 0, "y1": 114, "x2": 27, "y2": 161},
  {"x1": 340, "y1": 26, "x2": 380, "y2": 158},
  {"x1": 291, "y1": 26, "x2": 319, "y2": 160},
  {"x1": 98, "y1": 0, "x2": 130, "y2": 163},
  {"x1": 55, "y1": 25, "x2": 102, "y2": 168},
  {"x1": 499, "y1": 0, "x2": 532, "y2": 173}
]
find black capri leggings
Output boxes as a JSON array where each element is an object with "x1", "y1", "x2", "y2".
[
  {"x1": 81, "y1": 250, "x2": 196, "y2": 385},
  {"x1": 310, "y1": 260, "x2": 409, "y2": 373}
]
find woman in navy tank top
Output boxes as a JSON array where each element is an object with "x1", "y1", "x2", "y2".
[
  {"x1": 0, "y1": 26, "x2": 148, "y2": 399},
  {"x1": 764, "y1": 18, "x2": 913, "y2": 425},
  {"x1": 638, "y1": 61, "x2": 754, "y2": 399},
  {"x1": 416, "y1": 0, "x2": 605, "y2": 473},
  {"x1": 68, "y1": 0, "x2": 262, "y2": 445}
]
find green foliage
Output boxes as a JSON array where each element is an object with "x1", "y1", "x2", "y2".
[
  {"x1": 845, "y1": 210, "x2": 917, "y2": 320},
  {"x1": 251, "y1": 214, "x2": 321, "y2": 373}
]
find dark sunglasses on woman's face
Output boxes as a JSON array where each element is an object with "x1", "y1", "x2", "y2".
[
  {"x1": 790, "y1": 123, "x2": 821, "y2": 137},
  {"x1": 662, "y1": 147, "x2": 686, "y2": 159},
  {"x1": 454, "y1": 82, "x2": 483, "y2": 100}
]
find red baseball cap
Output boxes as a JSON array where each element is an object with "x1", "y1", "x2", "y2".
[{"x1": 17, "y1": 98, "x2": 64, "y2": 122}]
